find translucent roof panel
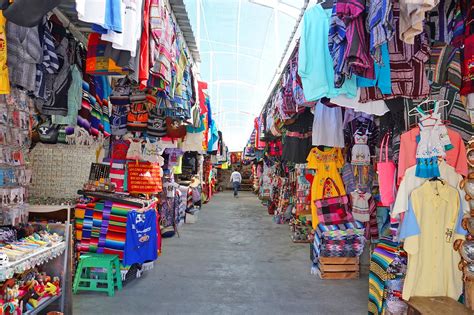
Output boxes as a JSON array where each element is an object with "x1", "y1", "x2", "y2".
[{"x1": 184, "y1": 0, "x2": 305, "y2": 151}]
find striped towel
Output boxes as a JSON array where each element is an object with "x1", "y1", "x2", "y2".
[{"x1": 368, "y1": 240, "x2": 399, "y2": 315}]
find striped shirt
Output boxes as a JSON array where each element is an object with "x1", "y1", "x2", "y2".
[
  {"x1": 36, "y1": 18, "x2": 60, "y2": 100},
  {"x1": 360, "y1": 2, "x2": 431, "y2": 102},
  {"x1": 366, "y1": 0, "x2": 394, "y2": 63},
  {"x1": 426, "y1": 0, "x2": 464, "y2": 47},
  {"x1": 329, "y1": 0, "x2": 374, "y2": 87}
]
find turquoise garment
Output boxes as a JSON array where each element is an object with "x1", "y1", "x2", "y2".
[
  {"x1": 357, "y1": 43, "x2": 392, "y2": 95},
  {"x1": 207, "y1": 121, "x2": 219, "y2": 153},
  {"x1": 298, "y1": 4, "x2": 356, "y2": 101},
  {"x1": 186, "y1": 114, "x2": 206, "y2": 133},
  {"x1": 52, "y1": 65, "x2": 82, "y2": 125}
]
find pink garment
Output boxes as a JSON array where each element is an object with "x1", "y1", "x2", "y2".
[
  {"x1": 397, "y1": 127, "x2": 468, "y2": 185},
  {"x1": 254, "y1": 117, "x2": 266, "y2": 150}
]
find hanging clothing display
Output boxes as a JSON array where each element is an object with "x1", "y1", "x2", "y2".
[
  {"x1": 312, "y1": 101, "x2": 344, "y2": 148},
  {"x1": 307, "y1": 147, "x2": 345, "y2": 228},
  {"x1": 281, "y1": 109, "x2": 313, "y2": 164},
  {"x1": 392, "y1": 160, "x2": 470, "y2": 218},
  {"x1": 360, "y1": 1, "x2": 431, "y2": 102},
  {"x1": 397, "y1": 126, "x2": 468, "y2": 184},
  {"x1": 399, "y1": 181, "x2": 466, "y2": 300},
  {"x1": 298, "y1": 4, "x2": 356, "y2": 101}
]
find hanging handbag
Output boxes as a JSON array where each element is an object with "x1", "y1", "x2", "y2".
[
  {"x1": 315, "y1": 178, "x2": 354, "y2": 225},
  {"x1": 377, "y1": 133, "x2": 396, "y2": 206},
  {"x1": 37, "y1": 121, "x2": 59, "y2": 144}
]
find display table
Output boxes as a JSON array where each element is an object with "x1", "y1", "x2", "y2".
[{"x1": 406, "y1": 297, "x2": 471, "y2": 315}]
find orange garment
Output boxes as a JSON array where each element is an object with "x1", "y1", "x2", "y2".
[
  {"x1": 397, "y1": 127, "x2": 468, "y2": 185},
  {"x1": 307, "y1": 147, "x2": 346, "y2": 228}
]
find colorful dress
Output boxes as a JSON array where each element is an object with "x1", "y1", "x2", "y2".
[{"x1": 307, "y1": 147, "x2": 345, "y2": 228}]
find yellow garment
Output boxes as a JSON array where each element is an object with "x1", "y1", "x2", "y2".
[
  {"x1": 174, "y1": 46, "x2": 187, "y2": 97},
  {"x1": 402, "y1": 181, "x2": 464, "y2": 301},
  {"x1": 0, "y1": 11, "x2": 10, "y2": 94},
  {"x1": 173, "y1": 156, "x2": 183, "y2": 175},
  {"x1": 307, "y1": 147, "x2": 345, "y2": 228}
]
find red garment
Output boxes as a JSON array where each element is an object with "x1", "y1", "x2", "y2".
[
  {"x1": 139, "y1": 0, "x2": 152, "y2": 89},
  {"x1": 461, "y1": 35, "x2": 474, "y2": 95},
  {"x1": 267, "y1": 140, "x2": 282, "y2": 156},
  {"x1": 254, "y1": 117, "x2": 266, "y2": 150},
  {"x1": 198, "y1": 81, "x2": 208, "y2": 114},
  {"x1": 397, "y1": 127, "x2": 468, "y2": 185}
]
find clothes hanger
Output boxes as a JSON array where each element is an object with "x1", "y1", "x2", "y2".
[
  {"x1": 429, "y1": 177, "x2": 444, "y2": 183},
  {"x1": 408, "y1": 99, "x2": 450, "y2": 116}
]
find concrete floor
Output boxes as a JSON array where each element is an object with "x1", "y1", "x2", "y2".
[{"x1": 73, "y1": 192, "x2": 368, "y2": 315}]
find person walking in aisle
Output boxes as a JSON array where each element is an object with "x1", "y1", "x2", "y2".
[{"x1": 230, "y1": 168, "x2": 242, "y2": 197}]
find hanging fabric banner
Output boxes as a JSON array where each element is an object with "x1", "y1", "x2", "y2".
[{"x1": 127, "y1": 162, "x2": 162, "y2": 194}]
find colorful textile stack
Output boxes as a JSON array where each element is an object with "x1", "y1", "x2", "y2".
[
  {"x1": 313, "y1": 222, "x2": 365, "y2": 259},
  {"x1": 368, "y1": 239, "x2": 407, "y2": 315},
  {"x1": 75, "y1": 200, "x2": 150, "y2": 260}
]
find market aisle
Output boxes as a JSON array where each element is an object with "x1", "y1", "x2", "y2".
[{"x1": 73, "y1": 192, "x2": 368, "y2": 314}]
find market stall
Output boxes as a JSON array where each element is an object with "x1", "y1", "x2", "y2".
[
  {"x1": 245, "y1": 0, "x2": 474, "y2": 313},
  {"x1": 0, "y1": 0, "x2": 236, "y2": 311}
]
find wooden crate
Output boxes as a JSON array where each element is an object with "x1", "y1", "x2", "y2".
[{"x1": 318, "y1": 257, "x2": 360, "y2": 280}]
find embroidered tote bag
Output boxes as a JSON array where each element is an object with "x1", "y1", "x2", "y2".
[{"x1": 315, "y1": 178, "x2": 353, "y2": 225}]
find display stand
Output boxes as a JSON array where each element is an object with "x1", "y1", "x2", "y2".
[
  {"x1": 75, "y1": 191, "x2": 158, "y2": 285},
  {"x1": 28, "y1": 205, "x2": 73, "y2": 315}
]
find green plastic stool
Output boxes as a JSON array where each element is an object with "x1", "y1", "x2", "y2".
[{"x1": 73, "y1": 253, "x2": 123, "y2": 297}]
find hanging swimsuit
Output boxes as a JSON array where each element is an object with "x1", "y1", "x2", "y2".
[{"x1": 351, "y1": 128, "x2": 371, "y2": 166}]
